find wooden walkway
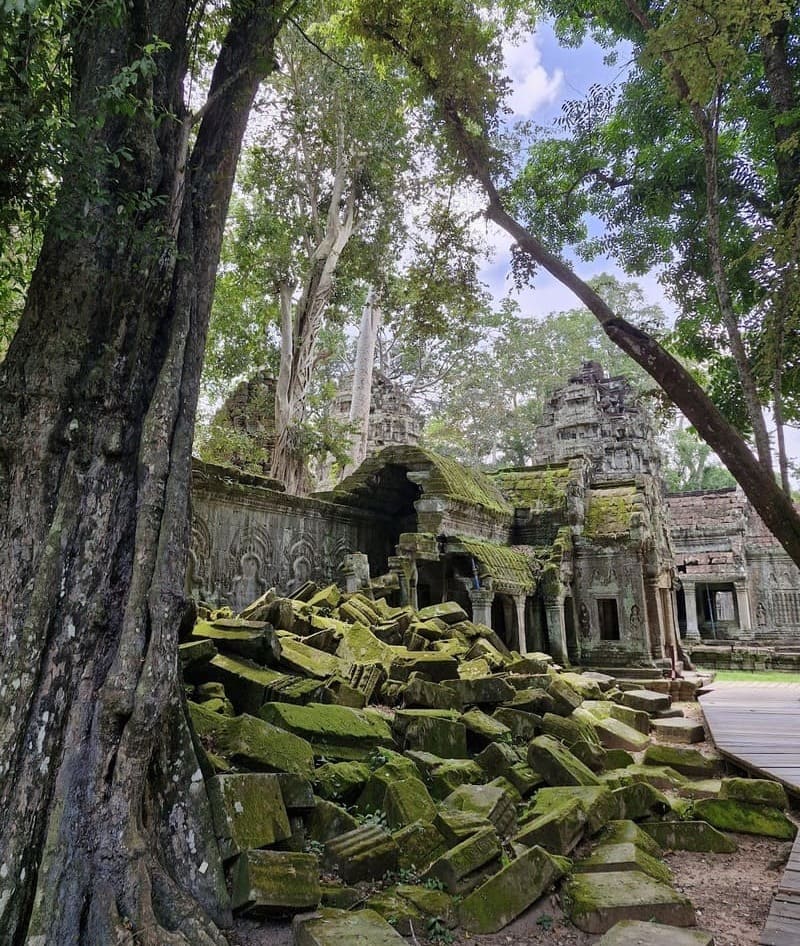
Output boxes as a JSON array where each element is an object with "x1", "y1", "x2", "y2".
[
  {"x1": 699, "y1": 681, "x2": 800, "y2": 794},
  {"x1": 699, "y1": 681, "x2": 800, "y2": 946}
]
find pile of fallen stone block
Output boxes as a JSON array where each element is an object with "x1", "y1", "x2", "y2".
[{"x1": 180, "y1": 584, "x2": 797, "y2": 945}]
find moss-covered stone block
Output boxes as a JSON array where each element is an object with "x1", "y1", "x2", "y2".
[
  {"x1": 445, "y1": 675, "x2": 515, "y2": 706},
  {"x1": 643, "y1": 745, "x2": 717, "y2": 778},
  {"x1": 275, "y1": 636, "x2": 344, "y2": 679},
  {"x1": 442, "y1": 783, "x2": 517, "y2": 837},
  {"x1": 292, "y1": 907, "x2": 408, "y2": 946},
  {"x1": 532, "y1": 785, "x2": 620, "y2": 835},
  {"x1": 620, "y1": 689, "x2": 671, "y2": 714},
  {"x1": 640, "y1": 820, "x2": 738, "y2": 853},
  {"x1": 189, "y1": 703, "x2": 314, "y2": 777},
  {"x1": 313, "y1": 761, "x2": 372, "y2": 804},
  {"x1": 461, "y1": 708, "x2": 512, "y2": 748},
  {"x1": 458, "y1": 844, "x2": 568, "y2": 933},
  {"x1": 399, "y1": 714, "x2": 469, "y2": 759},
  {"x1": 229, "y1": 849, "x2": 320, "y2": 915},
  {"x1": 576, "y1": 842, "x2": 671, "y2": 884},
  {"x1": 365, "y1": 888, "x2": 424, "y2": 935},
  {"x1": 719, "y1": 777, "x2": 789, "y2": 809},
  {"x1": 593, "y1": 716, "x2": 650, "y2": 752},
  {"x1": 396, "y1": 884, "x2": 457, "y2": 928},
  {"x1": 258, "y1": 701, "x2": 392, "y2": 760},
  {"x1": 323, "y1": 824, "x2": 399, "y2": 883},
  {"x1": 425, "y1": 825, "x2": 503, "y2": 894},
  {"x1": 583, "y1": 700, "x2": 650, "y2": 735},
  {"x1": 403, "y1": 675, "x2": 462, "y2": 710},
  {"x1": 508, "y1": 686, "x2": 555, "y2": 715},
  {"x1": 305, "y1": 797, "x2": 358, "y2": 844},
  {"x1": 418, "y1": 601, "x2": 469, "y2": 624},
  {"x1": 527, "y1": 734, "x2": 602, "y2": 787},
  {"x1": 599, "y1": 820, "x2": 662, "y2": 858},
  {"x1": 319, "y1": 881, "x2": 361, "y2": 909},
  {"x1": 613, "y1": 781, "x2": 671, "y2": 821},
  {"x1": 596, "y1": 920, "x2": 714, "y2": 946},
  {"x1": 392, "y1": 820, "x2": 448, "y2": 872},
  {"x1": 179, "y1": 638, "x2": 218, "y2": 670},
  {"x1": 693, "y1": 798, "x2": 797, "y2": 839},
  {"x1": 202, "y1": 654, "x2": 284, "y2": 714},
  {"x1": 390, "y1": 651, "x2": 460, "y2": 683},
  {"x1": 560, "y1": 672, "x2": 604, "y2": 700},
  {"x1": 547, "y1": 675, "x2": 584, "y2": 716},
  {"x1": 563, "y1": 870, "x2": 695, "y2": 933},
  {"x1": 384, "y1": 777, "x2": 437, "y2": 829},
  {"x1": 649, "y1": 717, "x2": 705, "y2": 743},
  {"x1": 493, "y1": 707, "x2": 542, "y2": 742},
  {"x1": 207, "y1": 773, "x2": 291, "y2": 860},
  {"x1": 612, "y1": 764, "x2": 688, "y2": 791},
  {"x1": 514, "y1": 796, "x2": 587, "y2": 855}
]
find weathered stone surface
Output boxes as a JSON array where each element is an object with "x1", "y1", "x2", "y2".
[
  {"x1": 189, "y1": 703, "x2": 315, "y2": 777},
  {"x1": 508, "y1": 687, "x2": 555, "y2": 715},
  {"x1": 203, "y1": 654, "x2": 284, "y2": 714},
  {"x1": 532, "y1": 786, "x2": 620, "y2": 835},
  {"x1": 442, "y1": 784, "x2": 517, "y2": 837},
  {"x1": 276, "y1": 637, "x2": 345, "y2": 679},
  {"x1": 323, "y1": 824, "x2": 399, "y2": 883},
  {"x1": 396, "y1": 884, "x2": 457, "y2": 927},
  {"x1": 596, "y1": 920, "x2": 714, "y2": 946},
  {"x1": 445, "y1": 675, "x2": 515, "y2": 706},
  {"x1": 207, "y1": 773, "x2": 291, "y2": 859},
  {"x1": 277, "y1": 773, "x2": 316, "y2": 812},
  {"x1": 493, "y1": 707, "x2": 541, "y2": 742},
  {"x1": 258, "y1": 701, "x2": 393, "y2": 760},
  {"x1": 425, "y1": 825, "x2": 503, "y2": 894},
  {"x1": 457, "y1": 844, "x2": 568, "y2": 933},
  {"x1": 649, "y1": 717, "x2": 705, "y2": 743},
  {"x1": 435, "y1": 808, "x2": 494, "y2": 844},
  {"x1": 613, "y1": 781, "x2": 671, "y2": 821},
  {"x1": 313, "y1": 761, "x2": 371, "y2": 803},
  {"x1": 230, "y1": 850, "x2": 320, "y2": 915},
  {"x1": 514, "y1": 796, "x2": 587, "y2": 854},
  {"x1": 527, "y1": 735, "x2": 602, "y2": 787},
  {"x1": 603, "y1": 749, "x2": 636, "y2": 770},
  {"x1": 292, "y1": 907, "x2": 408, "y2": 946},
  {"x1": 356, "y1": 754, "x2": 421, "y2": 812},
  {"x1": 384, "y1": 777, "x2": 437, "y2": 829},
  {"x1": 305, "y1": 798, "x2": 359, "y2": 843},
  {"x1": 365, "y1": 889, "x2": 424, "y2": 935},
  {"x1": 418, "y1": 601, "x2": 469, "y2": 624},
  {"x1": 576, "y1": 842, "x2": 671, "y2": 883},
  {"x1": 403, "y1": 675, "x2": 462, "y2": 710},
  {"x1": 582, "y1": 700, "x2": 650, "y2": 735},
  {"x1": 547, "y1": 675, "x2": 584, "y2": 715},
  {"x1": 593, "y1": 716, "x2": 650, "y2": 752},
  {"x1": 461, "y1": 708, "x2": 513, "y2": 748},
  {"x1": 693, "y1": 798, "x2": 797, "y2": 839},
  {"x1": 319, "y1": 881, "x2": 360, "y2": 909},
  {"x1": 563, "y1": 870, "x2": 695, "y2": 933},
  {"x1": 620, "y1": 689, "x2": 671, "y2": 714},
  {"x1": 600, "y1": 820, "x2": 662, "y2": 858},
  {"x1": 395, "y1": 711, "x2": 469, "y2": 759},
  {"x1": 475, "y1": 740, "x2": 520, "y2": 776},
  {"x1": 643, "y1": 744, "x2": 717, "y2": 778},
  {"x1": 180, "y1": 638, "x2": 218, "y2": 668},
  {"x1": 392, "y1": 820, "x2": 448, "y2": 872},
  {"x1": 390, "y1": 651, "x2": 460, "y2": 682},
  {"x1": 608, "y1": 763, "x2": 688, "y2": 791},
  {"x1": 640, "y1": 820, "x2": 738, "y2": 853},
  {"x1": 407, "y1": 752, "x2": 485, "y2": 800},
  {"x1": 560, "y1": 672, "x2": 604, "y2": 700},
  {"x1": 719, "y1": 776, "x2": 789, "y2": 809}
]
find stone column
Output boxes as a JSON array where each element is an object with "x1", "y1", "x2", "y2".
[
  {"x1": 681, "y1": 578, "x2": 701, "y2": 640},
  {"x1": 734, "y1": 581, "x2": 752, "y2": 632},
  {"x1": 513, "y1": 594, "x2": 528, "y2": 655},
  {"x1": 468, "y1": 587, "x2": 494, "y2": 629},
  {"x1": 544, "y1": 597, "x2": 569, "y2": 665},
  {"x1": 388, "y1": 555, "x2": 410, "y2": 607}
]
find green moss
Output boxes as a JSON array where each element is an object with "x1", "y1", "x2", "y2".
[
  {"x1": 693, "y1": 798, "x2": 797, "y2": 839},
  {"x1": 493, "y1": 465, "x2": 572, "y2": 510},
  {"x1": 456, "y1": 537, "x2": 539, "y2": 592},
  {"x1": 585, "y1": 486, "x2": 638, "y2": 538}
]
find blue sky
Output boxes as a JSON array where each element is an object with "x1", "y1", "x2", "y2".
[{"x1": 479, "y1": 26, "x2": 672, "y2": 321}]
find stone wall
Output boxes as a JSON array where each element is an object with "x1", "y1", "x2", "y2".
[{"x1": 189, "y1": 461, "x2": 398, "y2": 613}]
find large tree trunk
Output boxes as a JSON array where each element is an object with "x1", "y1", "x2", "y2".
[
  {"x1": 344, "y1": 288, "x2": 381, "y2": 476},
  {"x1": 0, "y1": 3, "x2": 279, "y2": 944},
  {"x1": 270, "y1": 141, "x2": 357, "y2": 493}
]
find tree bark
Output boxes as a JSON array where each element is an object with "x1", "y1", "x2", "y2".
[
  {"x1": 0, "y1": 3, "x2": 280, "y2": 944},
  {"x1": 344, "y1": 288, "x2": 381, "y2": 476},
  {"x1": 270, "y1": 125, "x2": 358, "y2": 493}
]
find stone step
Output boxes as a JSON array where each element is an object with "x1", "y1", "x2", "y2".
[{"x1": 323, "y1": 824, "x2": 399, "y2": 883}]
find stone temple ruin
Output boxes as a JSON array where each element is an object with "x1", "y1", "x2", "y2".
[
  {"x1": 190, "y1": 361, "x2": 800, "y2": 672},
  {"x1": 182, "y1": 362, "x2": 800, "y2": 943}
]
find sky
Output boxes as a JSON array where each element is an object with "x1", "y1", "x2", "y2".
[{"x1": 480, "y1": 25, "x2": 800, "y2": 469}]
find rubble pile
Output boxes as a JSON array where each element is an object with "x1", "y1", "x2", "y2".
[{"x1": 180, "y1": 584, "x2": 797, "y2": 944}]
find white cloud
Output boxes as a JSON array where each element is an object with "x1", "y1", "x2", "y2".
[{"x1": 503, "y1": 33, "x2": 564, "y2": 118}]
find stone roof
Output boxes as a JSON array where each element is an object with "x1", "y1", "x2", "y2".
[
  {"x1": 453, "y1": 536, "x2": 540, "y2": 593},
  {"x1": 316, "y1": 446, "x2": 512, "y2": 517},
  {"x1": 492, "y1": 464, "x2": 572, "y2": 511}
]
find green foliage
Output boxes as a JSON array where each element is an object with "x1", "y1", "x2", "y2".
[
  {"x1": 660, "y1": 425, "x2": 737, "y2": 492},
  {"x1": 426, "y1": 915, "x2": 454, "y2": 944}
]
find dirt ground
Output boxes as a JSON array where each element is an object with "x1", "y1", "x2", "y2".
[{"x1": 229, "y1": 701, "x2": 796, "y2": 946}]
